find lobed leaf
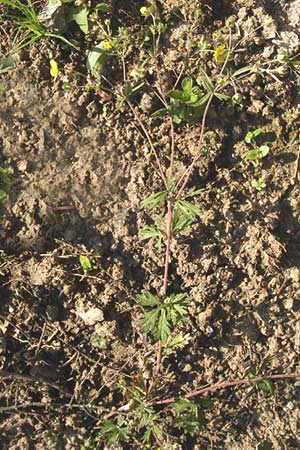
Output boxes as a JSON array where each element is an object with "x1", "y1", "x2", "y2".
[{"x1": 140, "y1": 191, "x2": 167, "y2": 209}]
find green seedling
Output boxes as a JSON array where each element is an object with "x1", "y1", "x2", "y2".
[
  {"x1": 91, "y1": 337, "x2": 107, "y2": 348},
  {"x1": 153, "y1": 76, "x2": 209, "y2": 124},
  {"x1": 79, "y1": 255, "x2": 92, "y2": 274},
  {"x1": 244, "y1": 128, "x2": 270, "y2": 161},
  {"x1": 245, "y1": 145, "x2": 269, "y2": 161},
  {"x1": 245, "y1": 128, "x2": 263, "y2": 144},
  {"x1": 247, "y1": 357, "x2": 274, "y2": 396},
  {"x1": 0, "y1": 0, "x2": 76, "y2": 53},
  {"x1": 252, "y1": 177, "x2": 267, "y2": 191}
]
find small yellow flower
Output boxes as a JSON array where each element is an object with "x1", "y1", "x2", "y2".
[
  {"x1": 214, "y1": 44, "x2": 228, "y2": 63},
  {"x1": 50, "y1": 59, "x2": 59, "y2": 79},
  {"x1": 140, "y1": 6, "x2": 152, "y2": 17},
  {"x1": 103, "y1": 40, "x2": 112, "y2": 50}
]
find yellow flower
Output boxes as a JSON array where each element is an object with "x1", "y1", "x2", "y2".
[
  {"x1": 50, "y1": 59, "x2": 59, "y2": 79},
  {"x1": 103, "y1": 40, "x2": 112, "y2": 50},
  {"x1": 140, "y1": 6, "x2": 152, "y2": 17},
  {"x1": 214, "y1": 44, "x2": 228, "y2": 63}
]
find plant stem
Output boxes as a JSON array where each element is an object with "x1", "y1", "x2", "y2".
[
  {"x1": 175, "y1": 93, "x2": 214, "y2": 199},
  {"x1": 148, "y1": 372, "x2": 300, "y2": 407},
  {"x1": 127, "y1": 100, "x2": 168, "y2": 189}
]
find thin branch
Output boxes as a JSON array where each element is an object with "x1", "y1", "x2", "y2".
[
  {"x1": 0, "y1": 369, "x2": 70, "y2": 397},
  {"x1": 148, "y1": 372, "x2": 300, "y2": 407},
  {"x1": 175, "y1": 32, "x2": 232, "y2": 199},
  {"x1": 127, "y1": 100, "x2": 168, "y2": 190},
  {"x1": 175, "y1": 93, "x2": 214, "y2": 199}
]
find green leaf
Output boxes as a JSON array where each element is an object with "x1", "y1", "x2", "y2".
[
  {"x1": 201, "y1": 70, "x2": 214, "y2": 92},
  {"x1": 214, "y1": 92, "x2": 230, "y2": 101},
  {"x1": 257, "y1": 379, "x2": 274, "y2": 394},
  {"x1": 79, "y1": 255, "x2": 92, "y2": 273},
  {"x1": 100, "y1": 417, "x2": 128, "y2": 444},
  {"x1": 245, "y1": 145, "x2": 269, "y2": 161},
  {"x1": 177, "y1": 199, "x2": 202, "y2": 219},
  {"x1": 0, "y1": 56, "x2": 16, "y2": 74},
  {"x1": 183, "y1": 188, "x2": 204, "y2": 199},
  {"x1": 181, "y1": 76, "x2": 193, "y2": 93},
  {"x1": 87, "y1": 41, "x2": 111, "y2": 73},
  {"x1": 258, "y1": 145, "x2": 270, "y2": 157},
  {"x1": 151, "y1": 107, "x2": 168, "y2": 119},
  {"x1": 95, "y1": 2, "x2": 111, "y2": 12},
  {"x1": 137, "y1": 292, "x2": 161, "y2": 307},
  {"x1": 140, "y1": 308, "x2": 161, "y2": 333},
  {"x1": 232, "y1": 65, "x2": 254, "y2": 77},
  {"x1": 168, "y1": 89, "x2": 186, "y2": 101},
  {"x1": 245, "y1": 128, "x2": 263, "y2": 143},
  {"x1": 140, "y1": 191, "x2": 167, "y2": 209},
  {"x1": 172, "y1": 399, "x2": 205, "y2": 436},
  {"x1": 139, "y1": 226, "x2": 161, "y2": 241},
  {"x1": 171, "y1": 207, "x2": 192, "y2": 234},
  {"x1": 157, "y1": 309, "x2": 171, "y2": 342},
  {"x1": 0, "y1": 189, "x2": 7, "y2": 201},
  {"x1": 69, "y1": 5, "x2": 89, "y2": 34},
  {"x1": 163, "y1": 332, "x2": 191, "y2": 355},
  {"x1": 173, "y1": 398, "x2": 193, "y2": 413},
  {"x1": 191, "y1": 92, "x2": 210, "y2": 107}
]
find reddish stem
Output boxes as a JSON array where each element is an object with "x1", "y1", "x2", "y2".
[
  {"x1": 175, "y1": 93, "x2": 214, "y2": 199},
  {"x1": 148, "y1": 372, "x2": 300, "y2": 407}
]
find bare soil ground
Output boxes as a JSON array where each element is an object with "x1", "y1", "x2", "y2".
[{"x1": 0, "y1": 0, "x2": 300, "y2": 448}]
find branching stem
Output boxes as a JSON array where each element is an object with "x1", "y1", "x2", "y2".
[{"x1": 148, "y1": 372, "x2": 300, "y2": 407}]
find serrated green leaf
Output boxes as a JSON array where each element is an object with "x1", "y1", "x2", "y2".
[
  {"x1": 140, "y1": 191, "x2": 167, "y2": 209},
  {"x1": 100, "y1": 418, "x2": 129, "y2": 444},
  {"x1": 214, "y1": 92, "x2": 230, "y2": 101},
  {"x1": 137, "y1": 292, "x2": 161, "y2": 307},
  {"x1": 140, "y1": 308, "x2": 161, "y2": 333},
  {"x1": 177, "y1": 199, "x2": 202, "y2": 219},
  {"x1": 139, "y1": 227, "x2": 161, "y2": 241},
  {"x1": 173, "y1": 398, "x2": 193, "y2": 413},
  {"x1": 156, "y1": 309, "x2": 171, "y2": 342},
  {"x1": 163, "y1": 332, "x2": 191, "y2": 355}
]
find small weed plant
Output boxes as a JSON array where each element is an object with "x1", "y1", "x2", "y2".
[
  {"x1": 1, "y1": 1, "x2": 300, "y2": 448},
  {"x1": 88, "y1": 5, "x2": 300, "y2": 448}
]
